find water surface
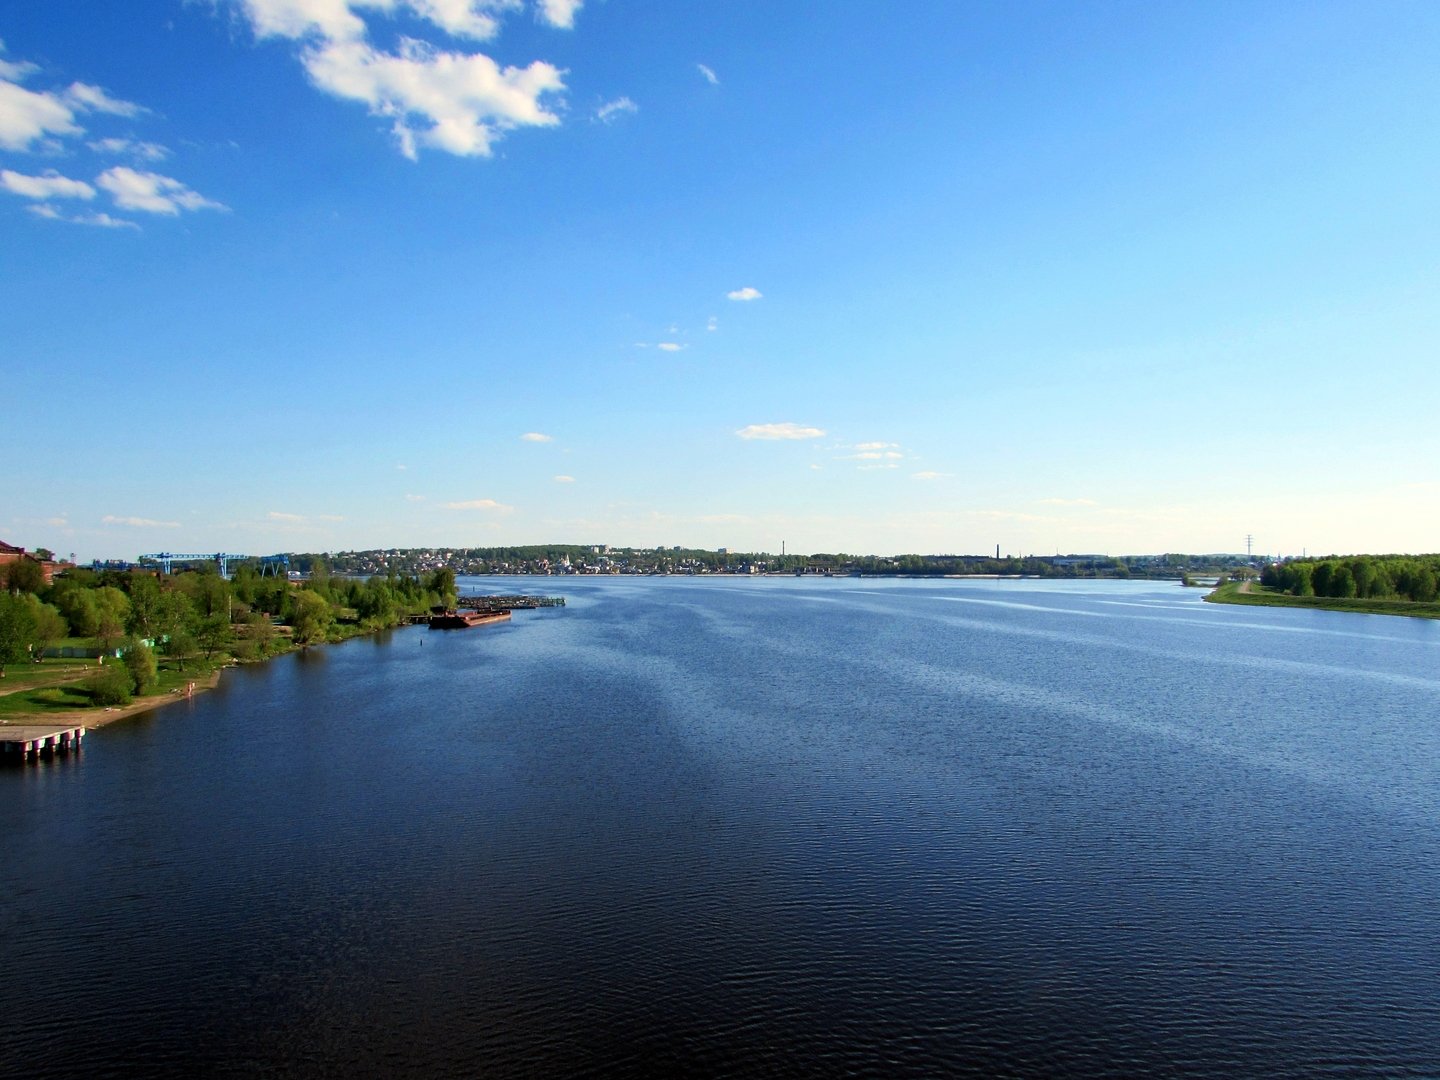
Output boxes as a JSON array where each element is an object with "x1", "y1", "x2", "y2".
[{"x1": 3, "y1": 577, "x2": 1438, "y2": 1077}]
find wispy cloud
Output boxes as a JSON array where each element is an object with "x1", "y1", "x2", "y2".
[
  {"x1": 595, "y1": 96, "x2": 637, "y2": 124},
  {"x1": 737, "y1": 422, "x2": 825, "y2": 441},
  {"x1": 553, "y1": 474, "x2": 575, "y2": 483},
  {"x1": 404, "y1": 493, "x2": 426, "y2": 502},
  {"x1": 27, "y1": 203, "x2": 137, "y2": 228},
  {"x1": 88, "y1": 136, "x2": 168, "y2": 161},
  {"x1": 726, "y1": 286, "x2": 762, "y2": 302},
  {"x1": 657, "y1": 342, "x2": 686, "y2": 352},
  {"x1": 697, "y1": 63, "x2": 719, "y2": 85},
  {"x1": 96, "y1": 167, "x2": 226, "y2": 215},
  {"x1": 520, "y1": 431, "x2": 553, "y2": 442},
  {"x1": 267, "y1": 511, "x2": 304, "y2": 522},
  {"x1": 1037, "y1": 497, "x2": 1099, "y2": 507},
  {"x1": 102, "y1": 514, "x2": 179, "y2": 528},
  {"x1": 912, "y1": 471, "x2": 949, "y2": 481},
  {"x1": 706, "y1": 316, "x2": 717, "y2": 332},
  {"x1": 444, "y1": 498, "x2": 513, "y2": 512}
]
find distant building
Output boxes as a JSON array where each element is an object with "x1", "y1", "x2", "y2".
[{"x1": 0, "y1": 540, "x2": 59, "y2": 585}]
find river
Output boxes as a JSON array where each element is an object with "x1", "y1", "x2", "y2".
[{"x1": 3, "y1": 576, "x2": 1438, "y2": 1077}]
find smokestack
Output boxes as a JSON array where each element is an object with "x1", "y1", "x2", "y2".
[{"x1": 996, "y1": 543, "x2": 1000, "y2": 559}]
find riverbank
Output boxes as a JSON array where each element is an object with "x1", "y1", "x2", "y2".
[
  {"x1": 1205, "y1": 580, "x2": 1440, "y2": 619},
  {"x1": 0, "y1": 618, "x2": 413, "y2": 729}
]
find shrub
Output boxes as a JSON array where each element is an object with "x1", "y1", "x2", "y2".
[{"x1": 89, "y1": 663, "x2": 132, "y2": 707}]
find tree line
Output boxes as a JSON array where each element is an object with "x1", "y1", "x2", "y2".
[
  {"x1": 1259, "y1": 555, "x2": 1440, "y2": 602},
  {"x1": 0, "y1": 558, "x2": 459, "y2": 703}
]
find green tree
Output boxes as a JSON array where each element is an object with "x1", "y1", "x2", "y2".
[
  {"x1": 427, "y1": 567, "x2": 457, "y2": 607},
  {"x1": 165, "y1": 627, "x2": 199, "y2": 672},
  {"x1": 122, "y1": 638, "x2": 159, "y2": 696},
  {"x1": 92, "y1": 586, "x2": 131, "y2": 655},
  {"x1": 195, "y1": 612, "x2": 234, "y2": 661},
  {"x1": 1330, "y1": 565, "x2": 1357, "y2": 599},
  {"x1": 3, "y1": 557, "x2": 45, "y2": 594},
  {"x1": 290, "y1": 589, "x2": 333, "y2": 647},
  {"x1": 54, "y1": 585, "x2": 99, "y2": 637},
  {"x1": 126, "y1": 574, "x2": 164, "y2": 639},
  {"x1": 25, "y1": 597, "x2": 67, "y2": 660},
  {"x1": 0, "y1": 592, "x2": 38, "y2": 677}
]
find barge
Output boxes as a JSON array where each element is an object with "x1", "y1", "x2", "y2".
[{"x1": 427, "y1": 607, "x2": 512, "y2": 630}]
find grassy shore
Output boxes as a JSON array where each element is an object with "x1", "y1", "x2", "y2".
[
  {"x1": 0, "y1": 618, "x2": 410, "y2": 729},
  {"x1": 1205, "y1": 581, "x2": 1440, "y2": 619}
]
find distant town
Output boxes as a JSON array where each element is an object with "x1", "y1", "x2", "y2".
[{"x1": 73, "y1": 545, "x2": 1263, "y2": 580}]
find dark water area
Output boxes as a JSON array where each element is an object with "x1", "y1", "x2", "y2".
[{"x1": 4, "y1": 577, "x2": 1440, "y2": 1077}]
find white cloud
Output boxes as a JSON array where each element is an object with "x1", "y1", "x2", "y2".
[
  {"x1": 1038, "y1": 497, "x2": 1099, "y2": 507},
  {"x1": 848, "y1": 450, "x2": 904, "y2": 461},
  {"x1": 1, "y1": 169, "x2": 95, "y2": 200},
  {"x1": 726, "y1": 286, "x2": 762, "y2": 301},
  {"x1": 854, "y1": 441, "x2": 898, "y2": 451},
  {"x1": 237, "y1": 2, "x2": 569, "y2": 159},
  {"x1": 520, "y1": 431, "x2": 553, "y2": 442},
  {"x1": 395, "y1": 463, "x2": 408, "y2": 469},
  {"x1": 102, "y1": 515, "x2": 180, "y2": 528},
  {"x1": 268, "y1": 510, "x2": 305, "y2": 521},
  {"x1": 96, "y1": 167, "x2": 226, "y2": 215},
  {"x1": 538, "y1": 0, "x2": 583, "y2": 29},
  {"x1": 697, "y1": 63, "x2": 719, "y2": 85},
  {"x1": 316, "y1": 513, "x2": 345, "y2": 521},
  {"x1": 553, "y1": 474, "x2": 575, "y2": 483},
  {"x1": 240, "y1": 0, "x2": 370, "y2": 42},
  {"x1": 0, "y1": 76, "x2": 82, "y2": 151},
  {"x1": 63, "y1": 82, "x2": 143, "y2": 117},
  {"x1": 736, "y1": 422, "x2": 825, "y2": 441},
  {"x1": 595, "y1": 96, "x2": 637, "y2": 124},
  {"x1": 912, "y1": 471, "x2": 949, "y2": 481},
  {"x1": 88, "y1": 137, "x2": 169, "y2": 161},
  {"x1": 0, "y1": 44, "x2": 147, "y2": 151},
  {"x1": 444, "y1": 498, "x2": 512, "y2": 511},
  {"x1": 404, "y1": 493, "x2": 426, "y2": 501},
  {"x1": 657, "y1": 342, "x2": 685, "y2": 352},
  {"x1": 408, "y1": 0, "x2": 511, "y2": 41},
  {"x1": 0, "y1": 43, "x2": 38, "y2": 83},
  {"x1": 706, "y1": 316, "x2": 717, "y2": 332},
  {"x1": 27, "y1": 203, "x2": 138, "y2": 229}
]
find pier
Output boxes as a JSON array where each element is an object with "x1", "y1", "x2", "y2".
[{"x1": 1, "y1": 725, "x2": 85, "y2": 762}]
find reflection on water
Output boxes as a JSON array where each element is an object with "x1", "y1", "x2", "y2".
[{"x1": 2, "y1": 577, "x2": 1439, "y2": 1077}]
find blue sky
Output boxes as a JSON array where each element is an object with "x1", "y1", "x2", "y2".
[{"x1": 4, "y1": 1, "x2": 1439, "y2": 561}]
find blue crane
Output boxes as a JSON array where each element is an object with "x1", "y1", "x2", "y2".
[{"x1": 138, "y1": 552, "x2": 291, "y2": 579}]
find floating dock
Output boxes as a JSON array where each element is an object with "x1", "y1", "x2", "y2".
[
  {"x1": 457, "y1": 594, "x2": 565, "y2": 612},
  {"x1": 1, "y1": 725, "x2": 85, "y2": 762}
]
